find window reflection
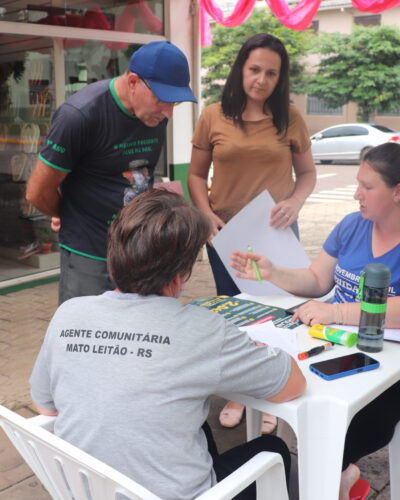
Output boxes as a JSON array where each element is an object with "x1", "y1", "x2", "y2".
[
  {"x1": 0, "y1": 33, "x2": 165, "y2": 283},
  {"x1": 0, "y1": 0, "x2": 164, "y2": 37},
  {"x1": 64, "y1": 40, "x2": 132, "y2": 96},
  {"x1": 0, "y1": 34, "x2": 57, "y2": 280},
  {"x1": 0, "y1": 34, "x2": 130, "y2": 275}
]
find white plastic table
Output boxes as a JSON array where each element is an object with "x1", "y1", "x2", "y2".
[{"x1": 220, "y1": 293, "x2": 400, "y2": 500}]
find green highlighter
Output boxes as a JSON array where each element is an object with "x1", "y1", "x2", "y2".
[{"x1": 247, "y1": 246, "x2": 262, "y2": 282}]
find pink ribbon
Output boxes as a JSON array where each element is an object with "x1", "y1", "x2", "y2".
[{"x1": 201, "y1": 0, "x2": 400, "y2": 45}]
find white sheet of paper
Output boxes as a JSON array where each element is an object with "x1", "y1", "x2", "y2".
[
  {"x1": 240, "y1": 323, "x2": 299, "y2": 356},
  {"x1": 329, "y1": 324, "x2": 400, "y2": 343},
  {"x1": 384, "y1": 329, "x2": 400, "y2": 342},
  {"x1": 213, "y1": 190, "x2": 310, "y2": 296}
]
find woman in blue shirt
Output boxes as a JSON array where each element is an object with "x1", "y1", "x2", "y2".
[
  {"x1": 232, "y1": 143, "x2": 400, "y2": 329},
  {"x1": 231, "y1": 142, "x2": 400, "y2": 500}
]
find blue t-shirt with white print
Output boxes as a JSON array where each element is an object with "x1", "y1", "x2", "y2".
[{"x1": 323, "y1": 212, "x2": 400, "y2": 303}]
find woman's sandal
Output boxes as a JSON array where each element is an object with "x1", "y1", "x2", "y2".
[{"x1": 219, "y1": 403, "x2": 245, "y2": 428}]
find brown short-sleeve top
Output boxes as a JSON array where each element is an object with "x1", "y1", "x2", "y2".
[{"x1": 192, "y1": 103, "x2": 311, "y2": 222}]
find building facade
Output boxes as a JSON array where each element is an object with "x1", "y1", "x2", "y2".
[{"x1": 291, "y1": 0, "x2": 400, "y2": 135}]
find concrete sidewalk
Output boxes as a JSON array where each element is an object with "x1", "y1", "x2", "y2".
[{"x1": 0, "y1": 192, "x2": 391, "y2": 499}]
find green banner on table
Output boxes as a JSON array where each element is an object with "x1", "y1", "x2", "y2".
[{"x1": 191, "y1": 296, "x2": 301, "y2": 329}]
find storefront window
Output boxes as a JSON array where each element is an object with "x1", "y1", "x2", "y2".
[
  {"x1": 64, "y1": 42, "x2": 166, "y2": 176},
  {"x1": 64, "y1": 40, "x2": 133, "y2": 96},
  {"x1": 0, "y1": 32, "x2": 166, "y2": 285},
  {"x1": 0, "y1": 0, "x2": 164, "y2": 36},
  {"x1": 0, "y1": 34, "x2": 58, "y2": 282}
]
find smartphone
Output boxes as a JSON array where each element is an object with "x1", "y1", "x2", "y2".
[
  {"x1": 284, "y1": 300, "x2": 310, "y2": 315},
  {"x1": 309, "y1": 352, "x2": 380, "y2": 381}
]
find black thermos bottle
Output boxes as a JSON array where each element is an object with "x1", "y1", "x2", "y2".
[{"x1": 357, "y1": 263, "x2": 391, "y2": 353}]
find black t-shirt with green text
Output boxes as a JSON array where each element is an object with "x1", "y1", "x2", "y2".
[{"x1": 39, "y1": 78, "x2": 167, "y2": 260}]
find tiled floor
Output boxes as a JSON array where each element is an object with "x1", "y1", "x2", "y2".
[{"x1": 0, "y1": 256, "x2": 38, "y2": 281}]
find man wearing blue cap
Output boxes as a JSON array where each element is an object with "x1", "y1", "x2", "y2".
[{"x1": 26, "y1": 41, "x2": 197, "y2": 304}]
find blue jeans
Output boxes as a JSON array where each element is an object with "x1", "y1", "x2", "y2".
[{"x1": 207, "y1": 221, "x2": 299, "y2": 296}]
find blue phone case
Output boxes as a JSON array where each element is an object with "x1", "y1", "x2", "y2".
[{"x1": 309, "y1": 354, "x2": 380, "y2": 381}]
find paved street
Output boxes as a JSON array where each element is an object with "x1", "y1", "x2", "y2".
[{"x1": 0, "y1": 166, "x2": 392, "y2": 499}]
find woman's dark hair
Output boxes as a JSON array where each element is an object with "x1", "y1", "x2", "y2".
[
  {"x1": 107, "y1": 189, "x2": 210, "y2": 295},
  {"x1": 221, "y1": 33, "x2": 290, "y2": 134},
  {"x1": 363, "y1": 143, "x2": 400, "y2": 187}
]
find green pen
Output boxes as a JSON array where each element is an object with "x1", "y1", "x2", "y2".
[{"x1": 247, "y1": 246, "x2": 262, "y2": 282}]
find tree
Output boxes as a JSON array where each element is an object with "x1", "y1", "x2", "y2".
[
  {"x1": 306, "y1": 25, "x2": 400, "y2": 122},
  {"x1": 201, "y1": 8, "x2": 314, "y2": 105}
]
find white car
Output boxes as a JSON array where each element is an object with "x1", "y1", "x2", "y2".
[{"x1": 311, "y1": 123, "x2": 400, "y2": 164}]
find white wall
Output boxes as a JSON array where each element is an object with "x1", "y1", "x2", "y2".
[{"x1": 167, "y1": 0, "x2": 198, "y2": 167}]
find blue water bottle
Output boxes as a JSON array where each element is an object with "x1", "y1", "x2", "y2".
[{"x1": 357, "y1": 263, "x2": 391, "y2": 353}]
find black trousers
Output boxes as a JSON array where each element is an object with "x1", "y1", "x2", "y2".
[
  {"x1": 202, "y1": 422, "x2": 290, "y2": 499},
  {"x1": 342, "y1": 380, "x2": 400, "y2": 470},
  {"x1": 206, "y1": 244, "x2": 241, "y2": 296}
]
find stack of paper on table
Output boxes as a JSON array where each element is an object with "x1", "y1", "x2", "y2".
[{"x1": 241, "y1": 322, "x2": 300, "y2": 357}]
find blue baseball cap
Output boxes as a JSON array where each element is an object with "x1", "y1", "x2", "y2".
[{"x1": 129, "y1": 41, "x2": 197, "y2": 103}]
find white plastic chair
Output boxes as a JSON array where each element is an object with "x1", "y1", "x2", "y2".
[{"x1": 0, "y1": 404, "x2": 288, "y2": 500}]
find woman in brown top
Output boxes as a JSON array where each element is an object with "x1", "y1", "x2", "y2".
[{"x1": 188, "y1": 33, "x2": 316, "y2": 432}]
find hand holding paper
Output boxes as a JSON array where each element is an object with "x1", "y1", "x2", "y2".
[{"x1": 270, "y1": 197, "x2": 302, "y2": 230}]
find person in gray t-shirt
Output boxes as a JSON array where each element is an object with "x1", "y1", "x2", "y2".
[{"x1": 30, "y1": 189, "x2": 306, "y2": 500}]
